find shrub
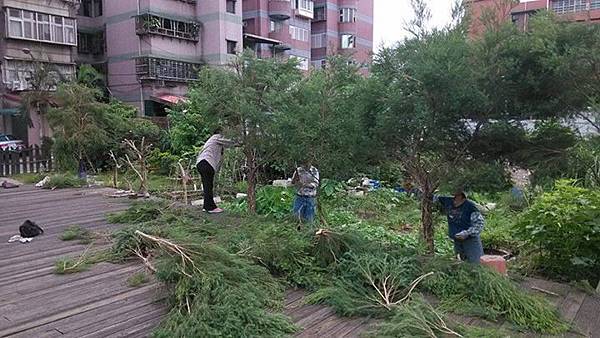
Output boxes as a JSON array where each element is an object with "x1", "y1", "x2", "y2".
[
  {"x1": 43, "y1": 174, "x2": 86, "y2": 189},
  {"x1": 515, "y1": 180, "x2": 600, "y2": 284}
]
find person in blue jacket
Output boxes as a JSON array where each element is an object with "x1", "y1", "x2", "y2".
[{"x1": 437, "y1": 190, "x2": 484, "y2": 264}]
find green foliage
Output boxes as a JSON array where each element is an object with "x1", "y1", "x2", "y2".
[
  {"x1": 515, "y1": 180, "x2": 600, "y2": 284},
  {"x1": 424, "y1": 261, "x2": 567, "y2": 334},
  {"x1": 61, "y1": 225, "x2": 93, "y2": 244},
  {"x1": 127, "y1": 271, "x2": 149, "y2": 287},
  {"x1": 367, "y1": 296, "x2": 463, "y2": 338},
  {"x1": 225, "y1": 221, "x2": 325, "y2": 289},
  {"x1": 152, "y1": 244, "x2": 297, "y2": 338},
  {"x1": 256, "y1": 186, "x2": 294, "y2": 218},
  {"x1": 107, "y1": 202, "x2": 164, "y2": 224},
  {"x1": 320, "y1": 179, "x2": 345, "y2": 199},
  {"x1": 442, "y1": 161, "x2": 512, "y2": 194},
  {"x1": 272, "y1": 56, "x2": 368, "y2": 179},
  {"x1": 43, "y1": 174, "x2": 86, "y2": 189},
  {"x1": 307, "y1": 252, "x2": 420, "y2": 317}
]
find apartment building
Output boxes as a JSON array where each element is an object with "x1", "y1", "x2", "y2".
[
  {"x1": 310, "y1": 0, "x2": 373, "y2": 71},
  {"x1": 0, "y1": 0, "x2": 78, "y2": 145},
  {"x1": 76, "y1": 0, "x2": 243, "y2": 117},
  {"x1": 470, "y1": 0, "x2": 600, "y2": 35},
  {"x1": 242, "y1": 0, "x2": 374, "y2": 72}
]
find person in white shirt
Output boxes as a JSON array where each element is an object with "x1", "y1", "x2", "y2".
[{"x1": 195, "y1": 128, "x2": 235, "y2": 213}]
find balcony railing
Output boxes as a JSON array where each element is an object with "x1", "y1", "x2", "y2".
[
  {"x1": 135, "y1": 57, "x2": 201, "y2": 82},
  {"x1": 591, "y1": 0, "x2": 600, "y2": 10},
  {"x1": 135, "y1": 14, "x2": 199, "y2": 41},
  {"x1": 295, "y1": 0, "x2": 314, "y2": 19}
]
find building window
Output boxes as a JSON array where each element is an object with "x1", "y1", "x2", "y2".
[
  {"x1": 78, "y1": 0, "x2": 103, "y2": 18},
  {"x1": 339, "y1": 8, "x2": 356, "y2": 23},
  {"x1": 341, "y1": 34, "x2": 355, "y2": 49},
  {"x1": 289, "y1": 25, "x2": 309, "y2": 42},
  {"x1": 269, "y1": 20, "x2": 283, "y2": 33},
  {"x1": 135, "y1": 14, "x2": 199, "y2": 41},
  {"x1": 136, "y1": 56, "x2": 201, "y2": 82},
  {"x1": 227, "y1": 40, "x2": 237, "y2": 54},
  {"x1": 2, "y1": 60, "x2": 74, "y2": 91},
  {"x1": 226, "y1": 0, "x2": 236, "y2": 14},
  {"x1": 6, "y1": 8, "x2": 77, "y2": 46},
  {"x1": 311, "y1": 33, "x2": 326, "y2": 48},
  {"x1": 551, "y1": 0, "x2": 587, "y2": 14},
  {"x1": 314, "y1": 7, "x2": 326, "y2": 21},
  {"x1": 78, "y1": 31, "x2": 105, "y2": 55},
  {"x1": 591, "y1": 0, "x2": 600, "y2": 9}
]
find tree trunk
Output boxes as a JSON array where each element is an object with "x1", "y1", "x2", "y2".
[
  {"x1": 420, "y1": 184, "x2": 435, "y2": 254},
  {"x1": 246, "y1": 149, "x2": 258, "y2": 213}
]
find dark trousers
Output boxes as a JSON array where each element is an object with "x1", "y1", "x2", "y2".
[{"x1": 197, "y1": 160, "x2": 217, "y2": 211}]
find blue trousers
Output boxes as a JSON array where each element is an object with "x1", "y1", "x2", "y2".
[
  {"x1": 454, "y1": 236, "x2": 484, "y2": 264},
  {"x1": 293, "y1": 195, "x2": 316, "y2": 223}
]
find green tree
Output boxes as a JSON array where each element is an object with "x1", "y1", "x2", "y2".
[
  {"x1": 182, "y1": 52, "x2": 302, "y2": 212},
  {"x1": 47, "y1": 83, "x2": 111, "y2": 171},
  {"x1": 274, "y1": 56, "x2": 366, "y2": 178}
]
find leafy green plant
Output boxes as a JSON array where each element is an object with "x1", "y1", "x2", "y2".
[
  {"x1": 255, "y1": 186, "x2": 294, "y2": 218},
  {"x1": 320, "y1": 179, "x2": 345, "y2": 199},
  {"x1": 515, "y1": 180, "x2": 600, "y2": 284}
]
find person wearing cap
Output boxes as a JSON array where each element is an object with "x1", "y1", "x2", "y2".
[
  {"x1": 437, "y1": 190, "x2": 484, "y2": 264},
  {"x1": 196, "y1": 127, "x2": 236, "y2": 214}
]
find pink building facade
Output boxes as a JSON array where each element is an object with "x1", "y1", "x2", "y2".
[
  {"x1": 77, "y1": 0, "x2": 243, "y2": 116},
  {"x1": 242, "y1": 0, "x2": 373, "y2": 72},
  {"x1": 311, "y1": 0, "x2": 373, "y2": 72},
  {"x1": 0, "y1": 0, "x2": 78, "y2": 146},
  {"x1": 470, "y1": 0, "x2": 600, "y2": 36}
]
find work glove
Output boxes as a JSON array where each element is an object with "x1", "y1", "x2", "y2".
[{"x1": 455, "y1": 231, "x2": 469, "y2": 241}]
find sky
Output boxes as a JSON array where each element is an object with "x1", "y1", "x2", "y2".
[{"x1": 373, "y1": 0, "x2": 454, "y2": 51}]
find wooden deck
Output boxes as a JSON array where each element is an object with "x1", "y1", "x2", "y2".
[
  {"x1": 1, "y1": 185, "x2": 598, "y2": 337},
  {"x1": 0, "y1": 185, "x2": 373, "y2": 337}
]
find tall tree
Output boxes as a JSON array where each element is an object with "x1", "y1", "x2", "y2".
[{"x1": 183, "y1": 52, "x2": 302, "y2": 212}]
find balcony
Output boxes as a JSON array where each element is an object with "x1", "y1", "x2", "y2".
[
  {"x1": 135, "y1": 57, "x2": 202, "y2": 82},
  {"x1": 135, "y1": 14, "x2": 199, "y2": 41},
  {"x1": 592, "y1": 0, "x2": 600, "y2": 10},
  {"x1": 295, "y1": 0, "x2": 314, "y2": 19},
  {"x1": 269, "y1": 0, "x2": 291, "y2": 21}
]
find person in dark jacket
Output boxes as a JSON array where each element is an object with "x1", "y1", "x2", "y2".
[{"x1": 437, "y1": 190, "x2": 485, "y2": 264}]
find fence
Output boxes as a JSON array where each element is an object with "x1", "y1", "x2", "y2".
[{"x1": 0, "y1": 146, "x2": 52, "y2": 177}]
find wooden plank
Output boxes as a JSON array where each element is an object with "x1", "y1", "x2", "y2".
[
  {"x1": 323, "y1": 317, "x2": 368, "y2": 338},
  {"x1": 297, "y1": 315, "x2": 348, "y2": 338},
  {"x1": 0, "y1": 283, "x2": 159, "y2": 337},
  {"x1": 559, "y1": 290, "x2": 587, "y2": 323},
  {"x1": 294, "y1": 307, "x2": 336, "y2": 332},
  {"x1": 285, "y1": 289, "x2": 307, "y2": 306},
  {"x1": 573, "y1": 295, "x2": 600, "y2": 337},
  {"x1": 9, "y1": 275, "x2": 163, "y2": 338},
  {"x1": 77, "y1": 307, "x2": 166, "y2": 338}
]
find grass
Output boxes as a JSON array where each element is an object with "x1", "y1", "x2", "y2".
[
  {"x1": 96, "y1": 172, "x2": 175, "y2": 193},
  {"x1": 60, "y1": 225, "x2": 94, "y2": 244},
  {"x1": 127, "y1": 272, "x2": 149, "y2": 287},
  {"x1": 10, "y1": 173, "x2": 45, "y2": 184}
]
